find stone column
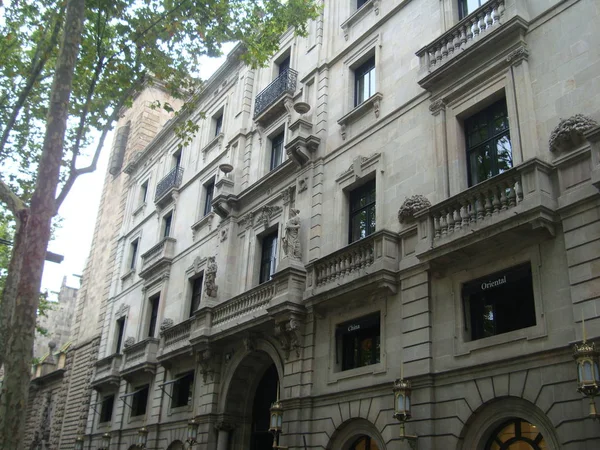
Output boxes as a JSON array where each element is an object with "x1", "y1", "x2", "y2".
[
  {"x1": 430, "y1": 99, "x2": 449, "y2": 200},
  {"x1": 215, "y1": 421, "x2": 234, "y2": 450}
]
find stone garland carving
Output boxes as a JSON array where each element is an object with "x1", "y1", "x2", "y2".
[
  {"x1": 549, "y1": 114, "x2": 598, "y2": 153},
  {"x1": 160, "y1": 318, "x2": 174, "y2": 331},
  {"x1": 255, "y1": 205, "x2": 282, "y2": 228},
  {"x1": 274, "y1": 318, "x2": 301, "y2": 359},
  {"x1": 204, "y1": 256, "x2": 218, "y2": 297},
  {"x1": 124, "y1": 336, "x2": 136, "y2": 348},
  {"x1": 282, "y1": 209, "x2": 302, "y2": 261},
  {"x1": 398, "y1": 195, "x2": 432, "y2": 223}
]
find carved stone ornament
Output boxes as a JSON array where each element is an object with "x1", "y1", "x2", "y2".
[
  {"x1": 549, "y1": 114, "x2": 598, "y2": 153},
  {"x1": 275, "y1": 318, "x2": 301, "y2": 359},
  {"x1": 124, "y1": 337, "x2": 136, "y2": 348},
  {"x1": 398, "y1": 195, "x2": 432, "y2": 223},
  {"x1": 239, "y1": 211, "x2": 254, "y2": 229},
  {"x1": 204, "y1": 256, "x2": 218, "y2": 297},
  {"x1": 115, "y1": 303, "x2": 130, "y2": 318},
  {"x1": 256, "y1": 205, "x2": 282, "y2": 228},
  {"x1": 281, "y1": 186, "x2": 294, "y2": 205},
  {"x1": 195, "y1": 348, "x2": 213, "y2": 382},
  {"x1": 160, "y1": 318, "x2": 174, "y2": 331},
  {"x1": 193, "y1": 256, "x2": 204, "y2": 274},
  {"x1": 282, "y1": 209, "x2": 302, "y2": 261},
  {"x1": 219, "y1": 227, "x2": 228, "y2": 242},
  {"x1": 243, "y1": 333, "x2": 257, "y2": 352},
  {"x1": 429, "y1": 99, "x2": 446, "y2": 114},
  {"x1": 506, "y1": 46, "x2": 529, "y2": 63},
  {"x1": 297, "y1": 177, "x2": 308, "y2": 193},
  {"x1": 340, "y1": 123, "x2": 347, "y2": 140},
  {"x1": 373, "y1": 96, "x2": 381, "y2": 118}
]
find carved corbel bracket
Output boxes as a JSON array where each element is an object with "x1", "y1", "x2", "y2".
[
  {"x1": 195, "y1": 346, "x2": 214, "y2": 382},
  {"x1": 274, "y1": 316, "x2": 303, "y2": 359}
]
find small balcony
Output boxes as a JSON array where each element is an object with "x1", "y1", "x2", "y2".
[
  {"x1": 155, "y1": 166, "x2": 183, "y2": 206},
  {"x1": 138, "y1": 237, "x2": 176, "y2": 280},
  {"x1": 120, "y1": 338, "x2": 159, "y2": 379},
  {"x1": 92, "y1": 353, "x2": 122, "y2": 391},
  {"x1": 304, "y1": 230, "x2": 400, "y2": 307},
  {"x1": 414, "y1": 159, "x2": 558, "y2": 264},
  {"x1": 254, "y1": 68, "x2": 298, "y2": 124},
  {"x1": 157, "y1": 318, "x2": 193, "y2": 363},
  {"x1": 415, "y1": 0, "x2": 527, "y2": 90}
]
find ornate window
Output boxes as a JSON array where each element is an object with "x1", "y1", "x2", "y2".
[
  {"x1": 485, "y1": 419, "x2": 547, "y2": 450},
  {"x1": 349, "y1": 179, "x2": 376, "y2": 243},
  {"x1": 465, "y1": 98, "x2": 512, "y2": 186},
  {"x1": 259, "y1": 232, "x2": 278, "y2": 284},
  {"x1": 349, "y1": 435, "x2": 380, "y2": 450}
]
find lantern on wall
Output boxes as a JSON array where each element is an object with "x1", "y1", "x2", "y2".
[
  {"x1": 74, "y1": 435, "x2": 84, "y2": 450},
  {"x1": 187, "y1": 418, "x2": 199, "y2": 446},
  {"x1": 137, "y1": 426, "x2": 148, "y2": 449},
  {"x1": 573, "y1": 340, "x2": 600, "y2": 420},
  {"x1": 100, "y1": 431, "x2": 111, "y2": 450},
  {"x1": 393, "y1": 378, "x2": 418, "y2": 450},
  {"x1": 268, "y1": 383, "x2": 287, "y2": 449}
]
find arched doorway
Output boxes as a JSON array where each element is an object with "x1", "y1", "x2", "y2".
[
  {"x1": 326, "y1": 418, "x2": 385, "y2": 450},
  {"x1": 485, "y1": 419, "x2": 547, "y2": 450},
  {"x1": 221, "y1": 346, "x2": 283, "y2": 450},
  {"x1": 348, "y1": 435, "x2": 381, "y2": 450}
]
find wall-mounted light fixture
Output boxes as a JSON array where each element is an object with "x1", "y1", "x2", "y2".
[
  {"x1": 137, "y1": 426, "x2": 148, "y2": 449},
  {"x1": 573, "y1": 315, "x2": 600, "y2": 421},
  {"x1": 187, "y1": 418, "x2": 200, "y2": 446},
  {"x1": 393, "y1": 378, "x2": 418, "y2": 450},
  {"x1": 268, "y1": 383, "x2": 288, "y2": 449},
  {"x1": 99, "y1": 431, "x2": 111, "y2": 450}
]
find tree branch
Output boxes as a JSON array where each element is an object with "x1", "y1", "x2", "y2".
[{"x1": 0, "y1": 178, "x2": 26, "y2": 216}]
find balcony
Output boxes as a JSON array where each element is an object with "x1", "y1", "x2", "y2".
[
  {"x1": 138, "y1": 237, "x2": 176, "y2": 280},
  {"x1": 414, "y1": 159, "x2": 558, "y2": 264},
  {"x1": 120, "y1": 338, "x2": 159, "y2": 379},
  {"x1": 304, "y1": 230, "x2": 400, "y2": 307},
  {"x1": 157, "y1": 318, "x2": 193, "y2": 363},
  {"x1": 415, "y1": 0, "x2": 527, "y2": 90},
  {"x1": 92, "y1": 353, "x2": 122, "y2": 391},
  {"x1": 253, "y1": 68, "x2": 298, "y2": 124},
  {"x1": 155, "y1": 166, "x2": 183, "y2": 206}
]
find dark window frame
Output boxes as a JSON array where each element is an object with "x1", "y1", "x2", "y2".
[
  {"x1": 464, "y1": 99, "x2": 512, "y2": 187},
  {"x1": 140, "y1": 180, "x2": 149, "y2": 204},
  {"x1": 354, "y1": 56, "x2": 376, "y2": 107},
  {"x1": 357, "y1": 0, "x2": 369, "y2": 10},
  {"x1": 203, "y1": 180, "x2": 215, "y2": 217},
  {"x1": 277, "y1": 55, "x2": 291, "y2": 76},
  {"x1": 348, "y1": 179, "x2": 376, "y2": 244},
  {"x1": 131, "y1": 385, "x2": 149, "y2": 417},
  {"x1": 171, "y1": 371, "x2": 195, "y2": 409},
  {"x1": 259, "y1": 232, "x2": 278, "y2": 284},
  {"x1": 99, "y1": 394, "x2": 115, "y2": 423},
  {"x1": 148, "y1": 294, "x2": 160, "y2": 338},
  {"x1": 163, "y1": 212, "x2": 173, "y2": 238},
  {"x1": 336, "y1": 312, "x2": 381, "y2": 371},
  {"x1": 458, "y1": 0, "x2": 489, "y2": 20},
  {"x1": 214, "y1": 113, "x2": 223, "y2": 137},
  {"x1": 462, "y1": 263, "x2": 536, "y2": 341},
  {"x1": 190, "y1": 275, "x2": 203, "y2": 317},
  {"x1": 129, "y1": 239, "x2": 139, "y2": 270},
  {"x1": 115, "y1": 317, "x2": 125, "y2": 354},
  {"x1": 269, "y1": 132, "x2": 285, "y2": 171}
]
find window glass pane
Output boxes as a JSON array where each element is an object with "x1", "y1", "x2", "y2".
[
  {"x1": 351, "y1": 210, "x2": 368, "y2": 241},
  {"x1": 469, "y1": 145, "x2": 493, "y2": 185},
  {"x1": 496, "y1": 134, "x2": 513, "y2": 174}
]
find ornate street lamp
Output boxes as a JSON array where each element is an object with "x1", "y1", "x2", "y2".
[
  {"x1": 74, "y1": 435, "x2": 84, "y2": 450},
  {"x1": 393, "y1": 378, "x2": 418, "y2": 450},
  {"x1": 573, "y1": 318, "x2": 600, "y2": 421},
  {"x1": 137, "y1": 426, "x2": 148, "y2": 449},
  {"x1": 187, "y1": 418, "x2": 200, "y2": 447},
  {"x1": 99, "y1": 431, "x2": 111, "y2": 450},
  {"x1": 268, "y1": 384, "x2": 287, "y2": 449}
]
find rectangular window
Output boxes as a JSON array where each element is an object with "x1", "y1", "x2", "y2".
[
  {"x1": 349, "y1": 179, "x2": 376, "y2": 243},
  {"x1": 259, "y1": 232, "x2": 278, "y2": 284},
  {"x1": 203, "y1": 180, "x2": 215, "y2": 217},
  {"x1": 336, "y1": 313, "x2": 381, "y2": 371},
  {"x1": 462, "y1": 263, "x2": 536, "y2": 341},
  {"x1": 129, "y1": 239, "x2": 139, "y2": 270},
  {"x1": 357, "y1": 0, "x2": 368, "y2": 9},
  {"x1": 173, "y1": 150, "x2": 182, "y2": 169},
  {"x1": 115, "y1": 317, "x2": 125, "y2": 354},
  {"x1": 148, "y1": 294, "x2": 160, "y2": 338},
  {"x1": 459, "y1": 0, "x2": 489, "y2": 19},
  {"x1": 163, "y1": 212, "x2": 173, "y2": 238},
  {"x1": 465, "y1": 98, "x2": 512, "y2": 186},
  {"x1": 354, "y1": 56, "x2": 376, "y2": 107},
  {"x1": 270, "y1": 132, "x2": 285, "y2": 171},
  {"x1": 131, "y1": 385, "x2": 149, "y2": 417},
  {"x1": 140, "y1": 181, "x2": 148, "y2": 204},
  {"x1": 99, "y1": 394, "x2": 115, "y2": 423},
  {"x1": 171, "y1": 372, "x2": 194, "y2": 408},
  {"x1": 214, "y1": 113, "x2": 223, "y2": 137},
  {"x1": 190, "y1": 276, "x2": 203, "y2": 317},
  {"x1": 278, "y1": 55, "x2": 290, "y2": 76}
]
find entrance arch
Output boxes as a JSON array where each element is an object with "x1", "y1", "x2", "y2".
[
  {"x1": 458, "y1": 397, "x2": 560, "y2": 450},
  {"x1": 221, "y1": 344, "x2": 283, "y2": 450},
  {"x1": 326, "y1": 418, "x2": 385, "y2": 450}
]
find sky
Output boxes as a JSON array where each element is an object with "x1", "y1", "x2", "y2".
[{"x1": 41, "y1": 45, "x2": 236, "y2": 296}]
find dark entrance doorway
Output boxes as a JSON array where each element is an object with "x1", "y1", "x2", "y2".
[{"x1": 250, "y1": 363, "x2": 278, "y2": 450}]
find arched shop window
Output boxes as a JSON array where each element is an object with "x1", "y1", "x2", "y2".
[
  {"x1": 485, "y1": 418, "x2": 547, "y2": 450},
  {"x1": 348, "y1": 435, "x2": 380, "y2": 450}
]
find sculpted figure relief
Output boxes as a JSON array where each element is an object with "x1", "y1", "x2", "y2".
[
  {"x1": 282, "y1": 209, "x2": 301, "y2": 260},
  {"x1": 204, "y1": 256, "x2": 218, "y2": 297}
]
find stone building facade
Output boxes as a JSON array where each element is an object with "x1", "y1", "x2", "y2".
[{"x1": 69, "y1": 0, "x2": 600, "y2": 449}]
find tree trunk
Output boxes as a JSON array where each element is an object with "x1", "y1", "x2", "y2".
[{"x1": 0, "y1": 0, "x2": 86, "y2": 447}]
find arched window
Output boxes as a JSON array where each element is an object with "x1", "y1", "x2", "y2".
[
  {"x1": 349, "y1": 435, "x2": 380, "y2": 450},
  {"x1": 485, "y1": 419, "x2": 547, "y2": 450}
]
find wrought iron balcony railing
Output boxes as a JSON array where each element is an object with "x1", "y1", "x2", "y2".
[
  {"x1": 254, "y1": 68, "x2": 298, "y2": 119},
  {"x1": 155, "y1": 166, "x2": 184, "y2": 201}
]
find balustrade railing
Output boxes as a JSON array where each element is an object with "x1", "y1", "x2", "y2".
[
  {"x1": 155, "y1": 166, "x2": 184, "y2": 200},
  {"x1": 314, "y1": 239, "x2": 375, "y2": 287},
  {"x1": 212, "y1": 281, "x2": 276, "y2": 327},
  {"x1": 140, "y1": 237, "x2": 175, "y2": 273},
  {"x1": 417, "y1": 0, "x2": 505, "y2": 71},
  {"x1": 94, "y1": 354, "x2": 122, "y2": 380},
  {"x1": 254, "y1": 68, "x2": 298, "y2": 118},
  {"x1": 121, "y1": 338, "x2": 159, "y2": 372},
  {"x1": 160, "y1": 319, "x2": 192, "y2": 355}
]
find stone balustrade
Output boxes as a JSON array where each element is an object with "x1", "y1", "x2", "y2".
[
  {"x1": 159, "y1": 318, "x2": 193, "y2": 358},
  {"x1": 417, "y1": 0, "x2": 505, "y2": 72},
  {"x1": 92, "y1": 353, "x2": 122, "y2": 388},
  {"x1": 121, "y1": 338, "x2": 159, "y2": 376},
  {"x1": 305, "y1": 230, "x2": 400, "y2": 303},
  {"x1": 139, "y1": 237, "x2": 176, "y2": 279},
  {"x1": 211, "y1": 281, "x2": 277, "y2": 327}
]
